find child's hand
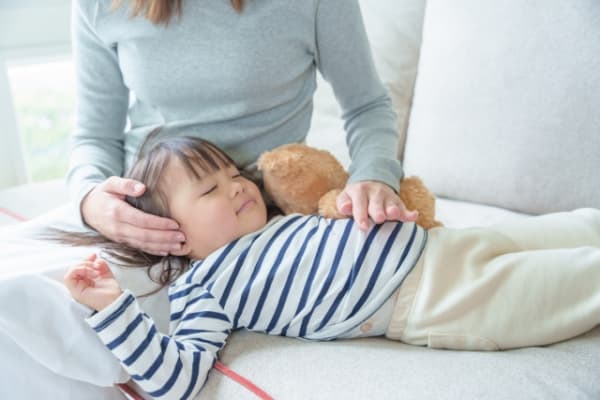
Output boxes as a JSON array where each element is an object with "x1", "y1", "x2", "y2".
[{"x1": 64, "y1": 253, "x2": 123, "y2": 311}]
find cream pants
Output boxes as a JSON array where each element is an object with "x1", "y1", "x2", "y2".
[{"x1": 386, "y1": 208, "x2": 600, "y2": 351}]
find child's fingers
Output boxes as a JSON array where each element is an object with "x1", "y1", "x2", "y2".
[
  {"x1": 65, "y1": 266, "x2": 98, "y2": 284},
  {"x1": 92, "y1": 259, "x2": 116, "y2": 279},
  {"x1": 64, "y1": 268, "x2": 96, "y2": 296},
  {"x1": 74, "y1": 275, "x2": 95, "y2": 291},
  {"x1": 79, "y1": 261, "x2": 96, "y2": 269},
  {"x1": 64, "y1": 266, "x2": 80, "y2": 283},
  {"x1": 75, "y1": 265, "x2": 98, "y2": 277},
  {"x1": 84, "y1": 253, "x2": 97, "y2": 262},
  {"x1": 69, "y1": 260, "x2": 96, "y2": 273}
]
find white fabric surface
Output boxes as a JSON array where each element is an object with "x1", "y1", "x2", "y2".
[
  {"x1": 404, "y1": 0, "x2": 600, "y2": 214},
  {"x1": 0, "y1": 207, "x2": 170, "y2": 399},
  {"x1": 0, "y1": 276, "x2": 128, "y2": 393},
  {"x1": 204, "y1": 326, "x2": 600, "y2": 400},
  {"x1": 0, "y1": 330, "x2": 121, "y2": 400},
  {"x1": 359, "y1": 0, "x2": 426, "y2": 159},
  {"x1": 0, "y1": 179, "x2": 68, "y2": 224}
]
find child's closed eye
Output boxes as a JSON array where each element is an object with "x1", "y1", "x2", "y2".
[{"x1": 201, "y1": 185, "x2": 217, "y2": 196}]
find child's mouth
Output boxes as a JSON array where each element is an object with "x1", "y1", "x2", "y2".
[{"x1": 237, "y1": 199, "x2": 255, "y2": 214}]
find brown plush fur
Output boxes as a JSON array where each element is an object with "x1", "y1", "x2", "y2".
[{"x1": 258, "y1": 144, "x2": 442, "y2": 229}]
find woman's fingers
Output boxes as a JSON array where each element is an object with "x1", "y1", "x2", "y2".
[
  {"x1": 102, "y1": 176, "x2": 146, "y2": 198},
  {"x1": 385, "y1": 198, "x2": 418, "y2": 222},
  {"x1": 367, "y1": 190, "x2": 387, "y2": 224},
  {"x1": 113, "y1": 222, "x2": 186, "y2": 255},
  {"x1": 336, "y1": 191, "x2": 353, "y2": 216},
  {"x1": 338, "y1": 181, "x2": 420, "y2": 229},
  {"x1": 81, "y1": 176, "x2": 185, "y2": 255},
  {"x1": 120, "y1": 204, "x2": 180, "y2": 231}
]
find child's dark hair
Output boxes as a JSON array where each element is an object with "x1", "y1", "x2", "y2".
[{"x1": 50, "y1": 132, "x2": 255, "y2": 292}]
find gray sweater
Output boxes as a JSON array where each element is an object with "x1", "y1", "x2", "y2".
[{"x1": 68, "y1": 0, "x2": 403, "y2": 218}]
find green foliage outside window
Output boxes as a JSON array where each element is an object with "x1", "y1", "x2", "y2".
[{"x1": 8, "y1": 60, "x2": 74, "y2": 182}]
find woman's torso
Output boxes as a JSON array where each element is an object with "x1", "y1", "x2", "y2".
[{"x1": 90, "y1": 0, "x2": 320, "y2": 169}]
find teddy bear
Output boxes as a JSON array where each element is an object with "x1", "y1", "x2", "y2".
[{"x1": 257, "y1": 143, "x2": 442, "y2": 229}]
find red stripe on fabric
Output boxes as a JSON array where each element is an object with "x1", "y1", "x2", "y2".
[
  {"x1": 117, "y1": 383, "x2": 145, "y2": 400},
  {"x1": 0, "y1": 207, "x2": 28, "y2": 222},
  {"x1": 116, "y1": 363, "x2": 273, "y2": 400},
  {"x1": 214, "y1": 361, "x2": 274, "y2": 400}
]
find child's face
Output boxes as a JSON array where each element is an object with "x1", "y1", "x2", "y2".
[{"x1": 162, "y1": 158, "x2": 268, "y2": 259}]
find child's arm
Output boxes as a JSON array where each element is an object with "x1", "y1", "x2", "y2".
[{"x1": 65, "y1": 255, "x2": 231, "y2": 400}]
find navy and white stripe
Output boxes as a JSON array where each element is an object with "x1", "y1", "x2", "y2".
[{"x1": 86, "y1": 214, "x2": 427, "y2": 399}]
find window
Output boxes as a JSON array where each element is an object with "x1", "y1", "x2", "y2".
[
  {"x1": 0, "y1": 0, "x2": 72, "y2": 187},
  {"x1": 7, "y1": 58, "x2": 75, "y2": 182}
]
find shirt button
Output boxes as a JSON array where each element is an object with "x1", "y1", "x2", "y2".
[{"x1": 360, "y1": 321, "x2": 373, "y2": 333}]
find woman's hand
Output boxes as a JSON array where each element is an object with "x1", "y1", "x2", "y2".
[
  {"x1": 81, "y1": 176, "x2": 187, "y2": 256},
  {"x1": 337, "y1": 181, "x2": 418, "y2": 230},
  {"x1": 64, "y1": 254, "x2": 123, "y2": 311}
]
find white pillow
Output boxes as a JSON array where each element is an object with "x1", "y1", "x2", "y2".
[
  {"x1": 308, "y1": 0, "x2": 427, "y2": 164},
  {"x1": 359, "y1": 0, "x2": 426, "y2": 159},
  {"x1": 404, "y1": 0, "x2": 600, "y2": 214}
]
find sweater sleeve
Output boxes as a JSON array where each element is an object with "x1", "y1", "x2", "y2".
[
  {"x1": 67, "y1": 0, "x2": 129, "y2": 224},
  {"x1": 314, "y1": 0, "x2": 403, "y2": 191},
  {"x1": 86, "y1": 288, "x2": 231, "y2": 400}
]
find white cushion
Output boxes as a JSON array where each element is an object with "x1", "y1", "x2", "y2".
[
  {"x1": 404, "y1": 0, "x2": 600, "y2": 214},
  {"x1": 434, "y1": 197, "x2": 528, "y2": 229},
  {"x1": 200, "y1": 326, "x2": 600, "y2": 400},
  {"x1": 308, "y1": 0, "x2": 426, "y2": 163},
  {"x1": 359, "y1": 0, "x2": 426, "y2": 158},
  {"x1": 0, "y1": 179, "x2": 68, "y2": 225}
]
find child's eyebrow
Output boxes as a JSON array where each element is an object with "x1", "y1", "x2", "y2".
[{"x1": 187, "y1": 164, "x2": 235, "y2": 183}]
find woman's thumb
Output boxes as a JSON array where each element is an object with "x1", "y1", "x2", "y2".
[{"x1": 105, "y1": 176, "x2": 145, "y2": 196}]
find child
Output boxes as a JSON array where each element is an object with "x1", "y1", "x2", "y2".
[{"x1": 64, "y1": 136, "x2": 600, "y2": 400}]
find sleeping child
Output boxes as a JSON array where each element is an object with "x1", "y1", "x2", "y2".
[{"x1": 63, "y1": 135, "x2": 600, "y2": 400}]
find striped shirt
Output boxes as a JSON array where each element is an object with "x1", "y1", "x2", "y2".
[{"x1": 86, "y1": 215, "x2": 427, "y2": 399}]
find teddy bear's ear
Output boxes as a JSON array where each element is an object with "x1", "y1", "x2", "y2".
[
  {"x1": 256, "y1": 151, "x2": 276, "y2": 173},
  {"x1": 399, "y1": 176, "x2": 443, "y2": 229},
  {"x1": 318, "y1": 189, "x2": 346, "y2": 219},
  {"x1": 257, "y1": 148, "x2": 298, "y2": 176},
  {"x1": 257, "y1": 144, "x2": 349, "y2": 215}
]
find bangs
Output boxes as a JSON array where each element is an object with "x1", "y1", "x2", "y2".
[{"x1": 169, "y1": 139, "x2": 236, "y2": 181}]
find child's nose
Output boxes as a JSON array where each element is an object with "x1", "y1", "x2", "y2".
[{"x1": 230, "y1": 180, "x2": 243, "y2": 197}]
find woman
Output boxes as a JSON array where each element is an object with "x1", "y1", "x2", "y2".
[{"x1": 70, "y1": 0, "x2": 417, "y2": 256}]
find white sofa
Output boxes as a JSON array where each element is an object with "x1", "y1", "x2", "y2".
[
  {"x1": 1, "y1": 0, "x2": 599, "y2": 399},
  {"x1": 198, "y1": 1, "x2": 600, "y2": 398}
]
